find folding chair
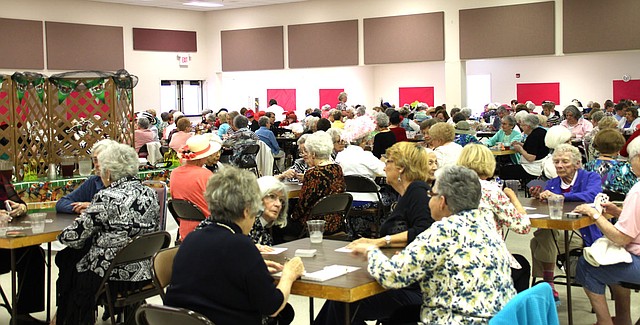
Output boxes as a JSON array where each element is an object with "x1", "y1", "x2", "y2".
[
  {"x1": 151, "y1": 246, "x2": 179, "y2": 302},
  {"x1": 167, "y1": 199, "x2": 206, "y2": 245},
  {"x1": 95, "y1": 231, "x2": 171, "y2": 325},
  {"x1": 236, "y1": 144, "x2": 260, "y2": 176},
  {"x1": 135, "y1": 303, "x2": 214, "y2": 325},
  {"x1": 344, "y1": 175, "x2": 384, "y2": 238},
  {"x1": 307, "y1": 192, "x2": 353, "y2": 241},
  {"x1": 142, "y1": 180, "x2": 168, "y2": 231}
]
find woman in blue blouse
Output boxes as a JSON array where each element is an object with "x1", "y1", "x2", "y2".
[{"x1": 485, "y1": 115, "x2": 522, "y2": 164}]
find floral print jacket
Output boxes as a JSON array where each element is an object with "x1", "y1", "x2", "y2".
[
  {"x1": 58, "y1": 176, "x2": 159, "y2": 281},
  {"x1": 366, "y1": 209, "x2": 516, "y2": 324}
]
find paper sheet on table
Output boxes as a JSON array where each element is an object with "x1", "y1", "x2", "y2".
[
  {"x1": 301, "y1": 265, "x2": 360, "y2": 282},
  {"x1": 523, "y1": 207, "x2": 537, "y2": 211},
  {"x1": 334, "y1": 246, "x2": 352, "y2": 253},
  {"x1": 527, "y1": 214, "x2": 549, "y2": 219},
  {"x1": 260, "y1": 247, "x2": 288, "y2": 255}
]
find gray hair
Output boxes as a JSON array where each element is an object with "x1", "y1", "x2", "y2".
[
  {"x1": 514, "y1": 110, "x2": 530, "y2": 124},
  {"x1": 526, "y1": 101, "x2": 536, "y2": 111},
  {"x1": 502, "y1": 115, "x2": 516, "y2": 126},
  {"x1": 522, "y1": 114, "x2": 540, "y2": 128},
  {"x1": 297, "y1": 134, "x2": 310, "y2": 146},
  {"x1": 91, "y1": 139, "x2": 118, "y2": 155},
  {"x1": 435, "y1": 165, "x2": 481, "y2": 214},
  {"x1": 356, "y1": 105, "x2": 366, "y2": 116},
  {"x1": 461, "y1": 107, "x2": 472, "y2": 119},
  {"x1": 304, "y1": 131, "x2": 333, "y2": 159},
  {"x1": 496, "y1": 106, "x2": 508, "y2": 115},
  {"x1": 628, "y1": 137, "x2": 640, "y2": 158},
  {"x1": 97, "y1": 143, "x2": 139, "y2": 182},
  {"x1": 563, "y1": 105, "x2": 582, "y2": 119},
  {"x1": 257, "y1": 176, "x2": 288, "y2": 227},
  {"x1": 545, "y1": 125, "x2": 572, "y2": 149},
  {"x1": 205, "y1": 166, "x2": 261, "y2": 224},
  {"x1": 233, "y1": 115, "x2": 249, "y2": 129},
  {"x1": 258, "y1": 116, "x2": 270, "y2": 127},
  {"x1": 375, "y1": 112, "x2": 390, "y2": 128},
  {"x1": 305, "y1": 116, "x2": 319, "y2": 129},
  {"x1": 326, "y1": 128, "x2": 342, "y2": 143},
  {"x1": 137, "y1": 117, "x2": 150, "y2": 129},
  {"x1": 590, "y1": 111, "x2": 605, "y2": 123},
  {"x1": 206, "y1": 113, "x2": 216, "y2": 123},
  {"x1": 552, "y1": 143, "x2": 581, "y2": 165},
  {"x1": 338, "y1": 92, "x2": 347, "y2": 101}
]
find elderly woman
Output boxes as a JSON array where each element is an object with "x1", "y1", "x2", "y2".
[
  {"x1": 372, "y1": 113, "x2": 396, "y2": 159},
  {"x1": 217, "y1": 111, "x2": 231, "y2": 138},
  {"x1": 560, "y1": 105, "x2": 593, "y2": 139},
  {"x1": 541, "y1": 125, "x2": 572, "y2": 179},
  {"x1": 287, "y1": 134, "x2": 310, "y2": 179},
  {"x1": 500, "y1": 114, "x2": 550, "y2": 180},
  {"x1": 287, "y1": 131, "x2": 346, "y2": 236},
  {"x1": 584, "y1": 129, "x2": 638, "y2": 198},
  {"x1": 0, "y1": 175, "x2": 45, "y2": 323},
  {"x1": 54, "y1": 143, "x2": 159, "y2": 324},
  {"x1": 573, "y1": 137, "x2": 640, "y2": 325},
  {"x1": 326, "y1": 128, "x2": 345, "y2": 160},
  {"x1": 429, "y1": 122, "x2": 463, "y2": 169},
  {"x1": 457, "y1": 144, "x2": 531, "y2": 292},
  {"x1": 349, "y1": 165, "x2": 515, "y2": 324},
  {"x1": 166, "y1": 167, "x2": 304, "y2": 325},
  {"x1": 542, "y1": 101, "x2": 562, "y2": 126},
  {"x1": 486, "y1": 115, "x2": 522, "y2": 164},
  {"x1": 56, "y1": 139, "x2": 118, "y2": 214},
  {"x1": 418, "y1": 118, "x2": 439, "y2": 148},
  {"x1": 388, "y1": 111, "x2": 408, "y2": 142},
  {"x1": 314, "y1": 142, "x2": 435, "y2": 325},
  {"x1": 529, "y1": 144, "x2": 602, "y2": 303},
  {"x1": 169, "y1": 117, "x2": 193, "y2": 152},
  {"x1": 618, "y1": 106, "x2": 640, "y2": 133}
]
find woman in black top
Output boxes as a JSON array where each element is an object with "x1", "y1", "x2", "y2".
[
  {"x1": 372, "y1": 113, "x2": 397, "y2": 158},
  {"x1": 314, "y1": 142, "x2": 435, "y2": 325},
  {"x1": 165, "y1": 167, "x2": 304, "y2": 325},
  {"x1": 500, "y1": 114, "x2": 550, "y2": 180}
]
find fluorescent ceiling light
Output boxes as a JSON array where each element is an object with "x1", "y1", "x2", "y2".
[{"x1": 183, "y1": 1, "x2": 223, "y2": 8}]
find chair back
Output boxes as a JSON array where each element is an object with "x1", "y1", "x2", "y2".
[
  {"x1": 143, "y1": 180, "x2": 168, "y2": 230},
  {"x1": 344, "y1": 175, "x2": 381, "y2": 193},
  {"x1": 237, "y1": 144, "x2": 260, "y2": 169},
  {"x1": 135, "y1": 303, "x2": 215, "y2": 325},
  {"x1": 152, "y1": 246, "x2": 179, "y2": 301},
  {"x1": 488, "y1": 283, "x2": 559, "y2": 325},
  {"x1": 168, "y1": 199, "x2": 207, "y2": 222},
  {"x1": 256, "y1": 140, "x2": 274, "y2": 176},
  {"x1": 310, "y1": 193, "x2": 353, "y2": 219}
]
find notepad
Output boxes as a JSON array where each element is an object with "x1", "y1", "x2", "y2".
[{"x1": 301, "y1": 265, "x2": 360, "y2": 282}]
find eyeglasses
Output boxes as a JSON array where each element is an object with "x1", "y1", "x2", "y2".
[{"x1": 264, "y1": 193, "x2": 286, "y2": 205}]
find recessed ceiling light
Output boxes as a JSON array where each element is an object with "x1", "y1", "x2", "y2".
[{"x1": 183, "y1": 1, "x2": 223, "y2": 8}]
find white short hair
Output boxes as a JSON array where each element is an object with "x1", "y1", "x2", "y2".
[
  {"x1": 545, "y1": 125, "x2": 572, "y2": 149},
  {"x1": 305, "y1": 131, "x2": 334, "y2": 159}
]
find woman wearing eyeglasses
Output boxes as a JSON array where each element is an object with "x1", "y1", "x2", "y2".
[{"x1": 560, "y1": 105, "x2": 593, "y2": 139}]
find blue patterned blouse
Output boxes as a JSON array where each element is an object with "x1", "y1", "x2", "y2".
[
  {"x1": 366, "y1": 209, "x2": 516, "y2": 324},
  {"x1": 583, "y1": 159, "x2": 638, "y2": 195}
]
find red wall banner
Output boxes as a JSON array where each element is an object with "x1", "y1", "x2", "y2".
[
  {"x1": 399, "y1": 87, "x2": 434, "y2": 107},
  {"x1": 516, "y1": 82, "x2": 560, "y2": 105}
]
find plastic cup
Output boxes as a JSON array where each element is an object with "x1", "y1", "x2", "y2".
[
  {"x1": 78, "y1": 158, "x2": 92, "y2": 176},
  {"x1": 30, "y1": 212, "x2": 46, "y2": 234},
  {"x1": 60, "y1": 156, "x2": 76, "y2": 177},
  {"x1": 307, "y1": 220, "x2": 325, "y2": 244},
  {"x1": 505, "y1": 180, "x2": 520, "y2": 193},
  {"x1": 547, "y1": 196, "x2": 564, "y2": 220}
]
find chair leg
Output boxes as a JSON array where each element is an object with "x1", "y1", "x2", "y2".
[{"x1": 0, "y1": 285, "x2": 11, "y2": 315}]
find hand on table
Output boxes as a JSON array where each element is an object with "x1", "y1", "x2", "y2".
[
  {"x1": 5, "y1": 200, "x2": 26, "y2": 218},
  {"x1": 264, "y1": 260, "x2": 284, "y2": 274},
  {"x1": 70, "y1": 202, "x2": 91, "y2": 214},
  {"x1": 346, "y1": 237, "x2": 382, "y2": 249},
  {"x1": 349, "y1": 243, "x2": 378, "y2": 260},
  {"x1": 573, "y1": 204, "x2": 598, "y2": 219},
  {"x1": 281, "y1": 256, "x2": 304, "y2": 280},
  {"x1": 537, "y1": 190, "x2": 560, "y2": 201}
]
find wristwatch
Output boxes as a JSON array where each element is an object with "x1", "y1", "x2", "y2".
[
  {"x1": 384, "y1": 235, "x2": 391, "y2": 247},
  {"x1": 592, "y1": 213, "x2": 600, "y2": 220}
]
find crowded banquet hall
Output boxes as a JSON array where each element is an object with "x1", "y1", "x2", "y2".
[{"x1": 1, "y1": 0, "x2": 640, "y2": 324}]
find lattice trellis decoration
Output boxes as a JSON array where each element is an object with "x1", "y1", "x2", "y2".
[
  {"x1": 0, "y1": 75, "x2": 14, "y2": 167},
  {"x1": 5, "y1": 70, "x2": 137, "y2": 181}
]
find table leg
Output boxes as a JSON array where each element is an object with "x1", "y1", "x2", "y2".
[
  {"x1": 46, "y1": 243, "x2": 51, "y2": 322},
  {"x1": 309, "y1": 297, "x2": 314, "y2": 324},
  {"x1": 564, "y1": 230, "x2": 573, "y2": 325},
  {"x1": 10, "y1": 249, "x2": 16, "y2": 325},
  {"x1": 344, "y1": 302, "x2": 350, "y2": 325}
]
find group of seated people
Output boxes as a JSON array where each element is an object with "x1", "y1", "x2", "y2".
[{"x1": 3, "y1": 99, "x2": 640, "y2": 325}]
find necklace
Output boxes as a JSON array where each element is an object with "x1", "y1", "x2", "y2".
[{"x1": 216, "y1": 222, "x2": 236, "y2": 234}]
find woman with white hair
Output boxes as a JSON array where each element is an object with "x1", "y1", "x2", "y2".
[
  {"x1": 529, "y1": 144, "x2": 602, "y2": 303},
  {"x1": 54, "y1": 143, "x2": 160, "y2": 324},
  {"x1": 541, "y1": 125, "x2": 572, "y2": 179},
  {"x1": 166, "y1": 167, "x2": 304, "y2": 325},
  {"x1": 349, "y1": 165, "x2": 516, "y2": 324},
  {"x1": 499, "y1": 114, "x2": 550, "y2": 180},
  {"x1": 485, "y1": 115, "x2": 522, "y2": 164},
  {"x1": 573, "y1": 137, "x2": 640, "y2": 325},
  {"x1": 287, "y1": 131, "x2": 346, "y2": 237}
]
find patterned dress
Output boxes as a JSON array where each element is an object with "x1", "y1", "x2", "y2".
[
  {"x1": 367, "y1": 209, "x2": 516, "y2": 324},
  {"x1": 291, "y1": 163, "x2": 346, "y2": 233},
  {"x1": 583, "y1": 159, "x2": 638, "y2": 195},
  {"x1": 454, "y1": 134, "x2": 481, "y2": 147}
]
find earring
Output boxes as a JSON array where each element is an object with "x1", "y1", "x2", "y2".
[{"x1": 397, "y1": 176, "x2": 402, "y2": 183}]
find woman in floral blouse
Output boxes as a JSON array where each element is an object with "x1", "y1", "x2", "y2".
[
  {"x1": 457, "y1": 144, "x2": 531, "y2": 292},
  {"x1": 53, "y1": 143, "x2": 160, "y2": 325},
  {"x1": 351, "y1": 165, "x2": 516, "y2": 324},
  {"x1": 287, "y1": 131, "x2": 345, "y2": 237}
]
